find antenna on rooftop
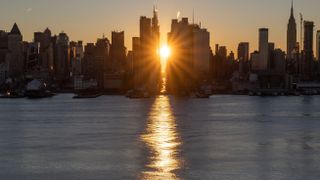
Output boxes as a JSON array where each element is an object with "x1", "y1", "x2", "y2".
[
  {"x1": 300, "y1": 13, "x2": 303, "y2": 50},
  {"x1": 192, "y1": 8, "x2": 195, "y2": 25}
]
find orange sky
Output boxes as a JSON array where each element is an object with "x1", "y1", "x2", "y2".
[{"x1": 1, "y1": 0, "x2": 320, "y2": 55}]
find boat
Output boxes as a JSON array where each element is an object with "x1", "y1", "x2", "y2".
[{"x1": 25, "y1": 79, "x2": 55, "y2": 99}]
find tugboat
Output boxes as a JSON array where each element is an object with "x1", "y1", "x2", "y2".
[{"x1": 25, "y1": 79, "x2": 55, "y2": 99}]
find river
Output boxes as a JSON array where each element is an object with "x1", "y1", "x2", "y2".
[{"x1": 0, "y1": 94, "x2": 320, "y2": 179}]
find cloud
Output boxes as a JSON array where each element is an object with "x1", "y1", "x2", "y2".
[{"x1": 26, "y1": 8, "x2": 32, "y2": 13}]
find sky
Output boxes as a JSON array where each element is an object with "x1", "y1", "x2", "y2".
[{"x1": 0, "y1": 0, "x2": 320, "y2": 54}]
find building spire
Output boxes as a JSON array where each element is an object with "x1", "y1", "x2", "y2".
[
  {"x1": 291, "y1": 0, "x2": 294, "y2": 17},
  {"x1": 10, "y1": 23, "x2": 21, "y2": 35},
  {"x1": 152, "y1": 6, "x2": 159, "y2": 27}
]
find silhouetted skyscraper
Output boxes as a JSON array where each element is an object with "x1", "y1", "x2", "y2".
[
  {"x1": 273, "y1": 49, "x2": 286, "y2": 74},
  {"x1": 138, "y1": 8, "x2": 161, "y2": 93},
  {"x1": 238, "y1": 42, "x2": 249, "y2": 62},
  {"x1": 238, "y1": 42, "x2": 249, "y2": 74},
  {"x1": 132, "y1": 37, "x2": 140, "y2": 88},
  {"x1": 33, "y1": 28, "x2": 54, "y2": 78},
  {"x1": 152, "y1": 7, "x2": 160, "y2": 51},
  {"x1": 287, "y1": 1, "x2": 297, "y2": 59},
  {"x1": 316, "y1": 30, "x2": 320, "y2": 61},
  {"x1": 7, "y1": 23, "x2": 24, "y2": 77},
  {"x1": 83, "y1": 43, "x2": 96, "y2": 78},
  {"x1": 151, "y1": 7, "x2": 161, "y2": 92},
  {"x1": 259, "y1": 28, "x2": 269, "y2": 71},
  {"x1": 110, "y1": 31, "x2": 126, "y2": 72},
  {"x1": 138, "y1": 16, "x2": 152, "y2": 90},
  {"x1": 167, "y1": 18, "x2": 194, "y2": 94},
  {"x1": 167, "y1": 17, "x2": 211, "y2": 94},
  {"x1": 303, "y1": 21, "x2": 314, "y2": 76},
  {"x1": 95, "y1": 37, "x2": 110, "y2": 88},
  {"x1": 193, "y1": 27, "x2": 210, "y2": 79},
  {"x1": 70, "y1": 41, "x2": 83, "y2": 76},
  {"x1": 55, "y1": 32, "x2": 70, "y2": 82}
]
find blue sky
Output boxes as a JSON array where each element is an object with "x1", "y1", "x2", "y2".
[{"x1": 0, "y1": 0, "x2": 319, "y2": 53}]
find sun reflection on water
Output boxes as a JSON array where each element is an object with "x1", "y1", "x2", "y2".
[{"x1": 140, "y1": 95, "x2": 182, "y2": 179}]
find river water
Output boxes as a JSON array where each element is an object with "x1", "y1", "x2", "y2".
[{"x1": 0, "y1": 94, "x2": 320, "y2": 179}]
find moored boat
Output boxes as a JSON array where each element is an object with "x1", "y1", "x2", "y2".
[{"x1": 25, "y1": 79, "x2": 54, "y2": 99}]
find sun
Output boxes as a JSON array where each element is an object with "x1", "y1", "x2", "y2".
[
  {"x1": 160, "y1": 45, "x2": 171, "y2": 59},
  {"x1": 159, "y1": 45, "x2": 171, "y2": 73}
]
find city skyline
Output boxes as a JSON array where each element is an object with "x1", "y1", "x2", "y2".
[{"x1": 1, "y1": 0, "x2": 320, "y2": 54}]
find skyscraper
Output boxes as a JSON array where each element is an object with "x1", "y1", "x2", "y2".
[
  {"x1": 110, "y1": 31, "x2": 126, "y2": 72},
  {"x1": 193, "y1": 27, "x2": 210, "y2": 79},
  {"x1": 0, "y1": 30, "x2": 9, "y2": 83},
  {"x1": 138, "y1": 16, "x2": 152, "y2": 90},
  {"x1": 151, "y1": 7, "x2": 161, "y2": 92},
  {"x1": 238, "y1": 42, "x2": 249, "y2": 74},
  {"x1": 33, "y1": 28, "x2": 54, "y2": 78},
  {"x1": 303, "y1": 21, "x2": 314, "y2": 76},
  {"x1": 167, "y1": 18, "x2": 194, "y2": 94},
  {"x1": 167, "y1": 17, "x2": 211, "y2": 94},
  {"x1": 95, "y1": 37, "x2": 110, "y2": 88},
  {"x1": 70, "y1": 41, "x2": 83, "y2": 76},
  {"x1": 316, "y1": 30, "x2": 320, "y2": 61},
  {"x1": 152, "y1": 7, "x2": 160, "y2": 52},
  {"x1": 138, "y1": 8, "x2": 161, "y2": 94},
  {"x1": 287, "y1": 1, "x2": 297, "y2": 59},
  {"x1": 132, "y1": 37, "x2": 141, "y2": 88},
  {"x1": 7, "y1": 23, "x2": 24, "y2": 77},
  {"x1": 55, "y1": 32, "x2": 70, "y2": 82},
  {"x1": 259, "y1": 28, "x2": 269, "y2": 71},
  {"x1": 238, "y1": 42, "x2": 249, "y2": 62}
]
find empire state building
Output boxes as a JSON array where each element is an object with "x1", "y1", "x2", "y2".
[{"x1": 287, "y1": 1, "x2": 297, "y2": 59}]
